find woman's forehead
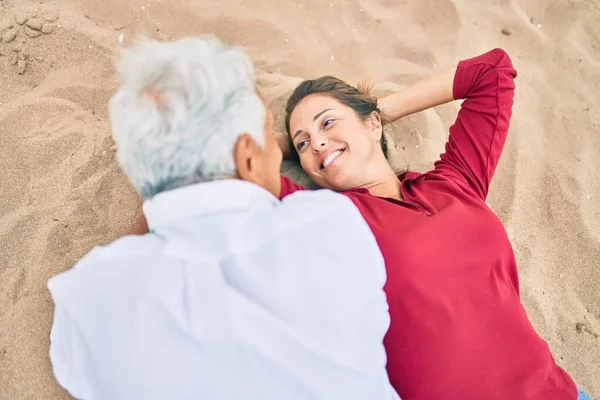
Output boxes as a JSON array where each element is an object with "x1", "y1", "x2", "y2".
[
  {"x1": 291, "y1": 94, "x2": 345, "y2": 122},
  {"x1": 300, "y1": 93, "x2": 340, "y2": 108}
]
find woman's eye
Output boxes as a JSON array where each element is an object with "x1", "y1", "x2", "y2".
[
  {"x1": 296, "y1": 140, "x2": 308, "y2": 150},
  {"x1": 322, "y1": 119, "x2": 335, "y2": 129}
]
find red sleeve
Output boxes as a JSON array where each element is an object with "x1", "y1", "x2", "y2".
[
  {"x1": 278, "y1": 176, "x2": 306, "y2": 200},
  {"x1": 432, "y1": 48, "x2": 517, "y2": 200}
]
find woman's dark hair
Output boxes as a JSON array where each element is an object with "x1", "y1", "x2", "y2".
[{"x1": 284, "y1": 76, "x2": 388, "y2": 160}]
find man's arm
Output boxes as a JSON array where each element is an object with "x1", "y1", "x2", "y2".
[{"x1": 48, "y1": 303, "x2": 91, "y2": 399}]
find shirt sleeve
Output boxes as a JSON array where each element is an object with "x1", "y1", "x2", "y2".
[
  {"x1": 47, "y1": 253, "x2": 103, "y2": 400},
  {"x1": 432, "y1": 48, "x2": 517, "y2": 200},
  {"x1": 278, "y1": 176, "x2": 306, "y2": 200},
  {"x1": 48, "y1": 306, "x2": 91, "y2": 400}
]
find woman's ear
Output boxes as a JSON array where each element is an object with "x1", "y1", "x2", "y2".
[
  {"x1": 367, "y1": 111, "x2": 383, "y2": 140},
  {"x1": 234, "y1": 134, "x2": 261, "y2": 184}
]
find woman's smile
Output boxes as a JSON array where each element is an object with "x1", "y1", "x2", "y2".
[{"x1": 320, "y1": 148, "x2": 346, "y2": 170}]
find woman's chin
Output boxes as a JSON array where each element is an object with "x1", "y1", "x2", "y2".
[
  {"x1": 309, "y1": 163, "x2": 357, "y2": 191},
  {"x1": 315, "y1": 175, "x2": 355, "y2": 192}
]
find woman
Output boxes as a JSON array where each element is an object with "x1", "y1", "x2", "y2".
[{"x1": 278, "y1": 48, "x2": 588, "y2": 399}]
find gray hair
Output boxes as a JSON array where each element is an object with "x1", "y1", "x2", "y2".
[{"x1": 109, "y1": 36, "x2": 265, "y2": 199}]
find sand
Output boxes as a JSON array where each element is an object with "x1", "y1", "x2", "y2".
[{"x1": 0, "y1": 0, "x2": 598, "y2": 398}]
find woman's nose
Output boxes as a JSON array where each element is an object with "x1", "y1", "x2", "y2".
[{"x1": 312, "y1": 137, "x2": 327, "y2": 151}]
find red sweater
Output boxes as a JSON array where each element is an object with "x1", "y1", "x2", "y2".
[{"x1": 279, "y1": 49, "x2": 576, "y2": 399}]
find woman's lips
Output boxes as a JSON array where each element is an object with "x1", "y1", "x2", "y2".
[{"x1": 320, "y1": 148, "x2": 345, "y2": 170}]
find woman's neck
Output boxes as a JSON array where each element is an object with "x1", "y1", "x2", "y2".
[{"x1": 360, "y1": 169, "x2": 403, "y2": 200}]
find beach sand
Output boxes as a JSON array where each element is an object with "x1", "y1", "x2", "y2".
[{"x1": 0, "y1": 0, "x2": 598, "y2": 398}]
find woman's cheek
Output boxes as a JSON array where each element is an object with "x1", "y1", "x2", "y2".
[{"x1": 299, "y1": 157, "x2": 312, "y2": 174}]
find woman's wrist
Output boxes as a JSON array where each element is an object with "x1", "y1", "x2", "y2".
[{"x1": 378, "y1": 92, "x2": 412, "y2": 123}]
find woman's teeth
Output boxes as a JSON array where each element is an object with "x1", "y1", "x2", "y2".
[{"x1": 321, "y1": 149, "x2": 344, "y2": 169}]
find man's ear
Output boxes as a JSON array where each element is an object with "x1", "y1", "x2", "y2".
[
  {"x1": 234, "y1": 134, "x2": 261, "y2": 184},
  {"x1": 367, "y1": 111, "x2": 383, "y2": 140}
]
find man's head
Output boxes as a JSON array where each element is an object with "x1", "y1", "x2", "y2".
[{"x1": 110, "y1": 36, "x2": 282, "y2": 199}]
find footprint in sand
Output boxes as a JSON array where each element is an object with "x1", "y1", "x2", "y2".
[
  {"x1": 0, "y1": 8, "x2": 58, "y2": 75},
  {"x1": 576, "y1": 321, "x2": 599, "y2": 339}
]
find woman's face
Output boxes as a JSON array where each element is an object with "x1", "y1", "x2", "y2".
[{"x1": 288, "y1": 94, "x2": 383, "y2": 191}]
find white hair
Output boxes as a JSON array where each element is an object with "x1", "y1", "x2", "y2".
[{"x1": 109, "y1": 36, "x2": 265, "y2": 199}]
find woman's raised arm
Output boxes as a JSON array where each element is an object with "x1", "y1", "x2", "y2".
[
  {"x1": 383, "y1": 49, "x2": 517, "y2": 200},
  {"x1": 378, "y1": 66, "x2": 456, "y2": 123}
]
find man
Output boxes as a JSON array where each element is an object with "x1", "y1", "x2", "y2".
[{"x1": 48, "y1": 36, "x2": 399, "y2": 399}]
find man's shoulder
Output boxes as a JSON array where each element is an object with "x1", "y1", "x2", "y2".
[
  {"x1": 270, "y1": 189, "x2": 372, "y2": 239},
  {"x1": 278, "y1": 188, "x2": 359, "y2": 218},
  {"x1": 74, "y1": 234, "x2": 164, "y2": 269},
  {"x1": 99, "y1": 233, "x2": 164, "y2": 258},
  {"x1": 267, "y1": 189, "x2": 372, "y2": 243},
  {"x1": 267, "y1": 189, "x2": 382, "y2": 263},
  {"x1": 48, "y1": 234, "x2": 164, "y2": 299}
]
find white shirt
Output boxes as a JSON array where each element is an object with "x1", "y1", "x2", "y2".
[{"x1": 48, "y1": 180, "x2": 399, "y2": 400}]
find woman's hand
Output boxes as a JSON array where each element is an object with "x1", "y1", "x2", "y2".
[{"x1": 378, "y1": 66, "x2": 456, "y2": 123}]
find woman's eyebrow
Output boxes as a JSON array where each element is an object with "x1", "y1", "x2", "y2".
[
  {"x1": 313, "y1": 108, "x2": 333, "y2": 122},
  {"x1": 293, "y1": 108, "x2": 335, "y2": 140}
]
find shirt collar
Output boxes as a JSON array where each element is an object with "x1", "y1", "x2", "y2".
[
  {"x1": 143, "y1": 179, "x2": 279, "y2": 231},
  {"x1": 345, "y1": 174, "x2": 410, "y2": 195}
]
